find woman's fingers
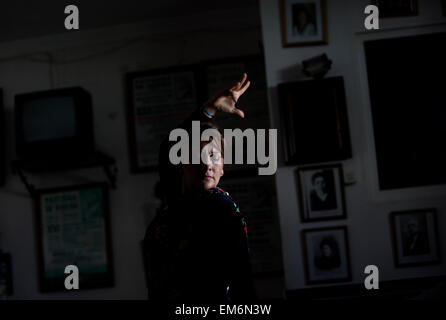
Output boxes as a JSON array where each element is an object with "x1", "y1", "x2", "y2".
[
  {"x1": 232, "y1": 107, "x2": 245, "y2": 118},
  {"x1": 238, "y1": 80, "x2": 250, "y2": 95},
  {"x1": 231, "y1": 73, "x2": 248, "y2": 91}
]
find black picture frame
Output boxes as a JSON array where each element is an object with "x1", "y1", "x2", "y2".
[
  {"x1": 125, "y1": 64, "x2": 203, "y2": 173},
  {"x1": 372, "y1": 0, "x2": 418, "y2": 18},
  {"x1": 301, "y1": 226, "x2": 352, "y2": 285},
  {"x1": 34, "y1": 182, "x2": 114, "y2": 292},
  {"x1": 297, "y1": 164, "x2": 347, "y2": 222},
  {"x1": 280, "y1": 0, "x2": 328, "y2": 47},
  {"x1": 278, "y1": 76, "x2": 352, "y2": 165},
  {"x1": 389, "y1": 208, "x2": 440, "y2": 268}
]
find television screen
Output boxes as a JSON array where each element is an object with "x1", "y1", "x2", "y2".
[
  {"x1": 15, "y1": 87, "x2": 94, "y2": 161},
  {"x1": 22, "y1": 96, "x2": 77, "y2": 143}
]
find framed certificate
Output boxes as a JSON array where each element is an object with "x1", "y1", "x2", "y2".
[
  {"x1": 34, "y1": 182, "x2": 114, "y2": 292},
  {"x1": 125, "y1": 65, "x2": 202, "y2": 172}
]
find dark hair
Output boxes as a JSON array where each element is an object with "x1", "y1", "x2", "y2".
[
  {"x1": 187, "y1": 121, "x2": 225, "y2": 158},
  {"x1": 311, "y1": 171, "x2": 325, "y2": 184},
  {"x1": 319, "y1": 236, "x2": 338, "y2": 253}
]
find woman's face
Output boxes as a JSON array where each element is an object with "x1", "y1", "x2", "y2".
[
  {"x1": 182, "y1": 140, "x2": 224, "y2": 192},
  {"x1": 321, "y1": 244, "x2": 333, "y2": 257}
]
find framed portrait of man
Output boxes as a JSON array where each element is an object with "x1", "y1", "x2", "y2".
[
  {"x1": 280, "y1": 0, "x2": 328, "y2": 47},
  {"x1": 390, "y1": 209, "x2": 440, "y2": 267},
  {"x1": 301, "y1": 226, "x2": 351, "y2": 285},
  {"x1": 297, "y1": 164, "x2": 347, "y2": 222}
]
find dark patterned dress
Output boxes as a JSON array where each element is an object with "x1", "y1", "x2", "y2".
[{"x1": 143, "y1": 187, "x2": 255, "y2": 302}]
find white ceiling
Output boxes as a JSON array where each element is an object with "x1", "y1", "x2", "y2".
[{"x1": 0, "y1": 0, "x2": 259, "y2": 43}]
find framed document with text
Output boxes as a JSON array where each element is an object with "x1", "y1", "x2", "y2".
[
  {"x1": 125, "y1": 65, "x2": 202, "y2": 172},
  {"x1": 34, "y1": 183, "x2": 114, "y2": 292}
]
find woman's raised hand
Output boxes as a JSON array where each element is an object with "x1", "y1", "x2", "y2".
[{"x1": 203, "y1": 73, "x2": 251, "y2": 118}]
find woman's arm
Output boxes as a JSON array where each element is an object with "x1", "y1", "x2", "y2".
[{"x1": 158, "y1": 73, "x2": 251, "y2": 204}]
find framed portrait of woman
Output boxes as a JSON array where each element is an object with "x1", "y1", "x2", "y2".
[
  {"x1": 389, "y1": 208, "x2": 440, "y2": 268},
  {"x1": 301, "y1": 226, "x2": 351, "y2": 285},
  {"x1": 297, "y1": 164, "x2": 347, "y2": 222},
  {"x1": 280, "y1": 0, "x2": 328, "y2": 47}
]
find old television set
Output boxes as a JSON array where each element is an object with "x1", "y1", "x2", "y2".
[{"x1": 15, "y1": 87, "x2": 94, "y2": 162}]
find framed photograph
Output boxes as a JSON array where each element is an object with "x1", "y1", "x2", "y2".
[
  {"x1": 280, "y1": 0, "x2": 328, "y2": 47},
  {"x1": 372, "y1": 0, "x2": 418, "y2": 18},
  {"x1": 390, "y1": 209, "x2": 440, "y2": 267},
  {"x1": 34, "y1": 182, "x2": 114, "y2": 292},
  {"x1": 297, "y1": 164, "x2": 346, "y2": 222},
  {"x1": 125, "y1": 65, "x2": 202, "y2": 172},
  {"x1": 301, "y1": 226, "x2": 351, "y2": 285},
  {"x1": 278, "y1": 77, "x2": 352, "y2": 165}
]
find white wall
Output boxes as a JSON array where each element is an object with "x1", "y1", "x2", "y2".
[
  {"x1": 0, "y1": 7, "x2": 264, "y2": 299},
  {"x1": 259, "y1": 0, "x2": 446, "y2": 291}
]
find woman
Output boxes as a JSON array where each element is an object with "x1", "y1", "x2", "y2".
[{"x1": 143, "y1": 74, "x2": 256, "y2": 302}]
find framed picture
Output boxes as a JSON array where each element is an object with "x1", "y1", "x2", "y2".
[
  {"x1": 34, "y1": 182, "x2": 114, "y2": 292},
  {"x1": 297, "y1": 164, "x2": 346, "y2": 222},
  {"x1": 280, "y1": 0, "x2": 328, "y2": 47},
  {"x1": 125, "y1": 65, "x2": 202, "y2": 172},
  {"x1": 390, "y1": 209, "x2": 440, "y2": 267},
  {"x1": 278, "y1": 77, "x2": 352, "y2": 165},
  {"x1": 301, "y1": 226, "x2": 351, "y2": 285},
  {"x1": 372, "y1": 0, "x2": 418, "y2": 18}
]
